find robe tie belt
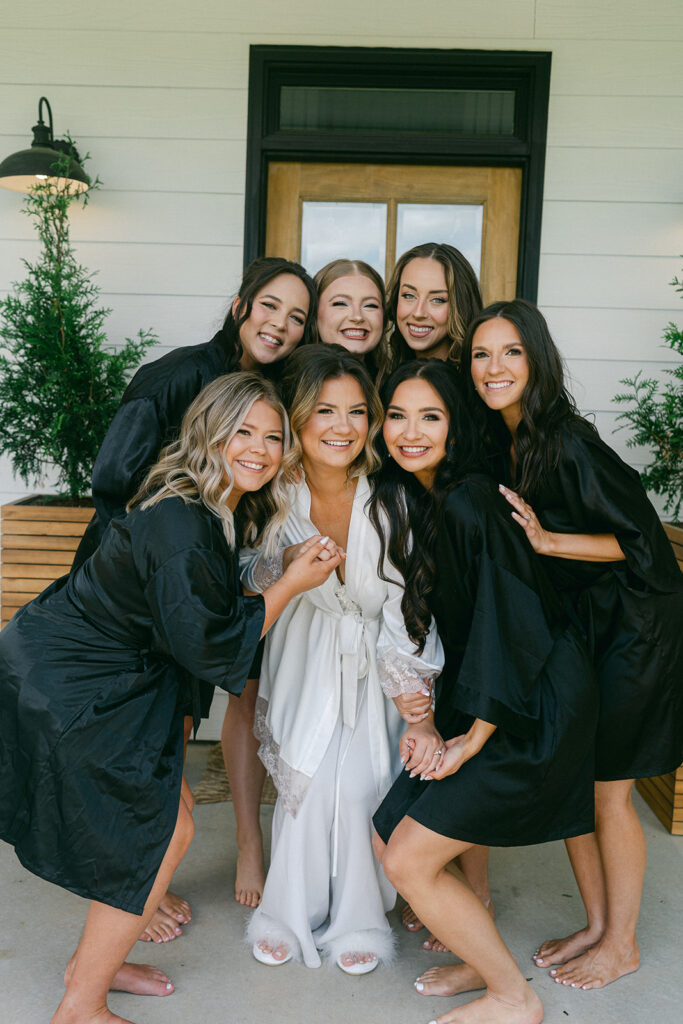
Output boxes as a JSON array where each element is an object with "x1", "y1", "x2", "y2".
[{"x1": 326, "y1": 598, "x2": 380, "y2": 877}]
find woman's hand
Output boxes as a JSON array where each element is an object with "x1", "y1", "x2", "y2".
[
  {"x1": 499, "y1": 484, "x2": 625, "y2": 562},
  {"x1": 499, "y1": 484, "x2": 551, "y2": 554},
  {"x1": 423, "y1": 718, "x2": 497, "y2": 780},
  {"x1": 282, "y1": 537, "x2": 344, "y2": 594},
  {"x1": 282, "y1": 534, "x2": 341, "y2": 569},
  {"x1": 423, "y1": 734, "x2": 476, "y2": 780},
  {"x1": 399, "y1": 719, "x2": 445, "y2": 779},
  {"x1": 393, "y1": 686, "x2": 433, "y2": 724}
]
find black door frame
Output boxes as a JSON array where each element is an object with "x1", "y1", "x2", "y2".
[{"x1": 244, "y1": 45, "x2": 551, "y2": 301}]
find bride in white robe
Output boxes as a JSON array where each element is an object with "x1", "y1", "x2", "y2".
[{"x1": 243, "y1": 348, "x2": 443, "y2": 972}]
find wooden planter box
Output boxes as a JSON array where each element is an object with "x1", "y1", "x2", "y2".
[
  {"x1": 635, "y1": 522, "x2": 683, "y2": 835},
  {"x1": 1, "y1": 496, "x2": 94, "y2": 628}
]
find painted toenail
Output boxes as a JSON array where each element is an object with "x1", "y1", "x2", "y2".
[
  {"x1": 414, "y1": 981, "x2": 424, "y2": 991},
  {"x1": 166, "y1": 983, "x2": 172, "y2": 990}
]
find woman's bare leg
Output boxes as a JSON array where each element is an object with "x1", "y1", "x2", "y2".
[
  {"x1": 382, "y1": 820, "x2": 543, "y2": 1024},
  {"x1": 54, "y1": 795, "x2": 195, "y2": 1024},
  {"x1": 549, "y1": 779, "x2": 643, "y2": 989},
  {"x1": 422, "y1": 847, "x2": 493, "y2": 953},
  {"x1": 533, "y1": 831, "x2": 606, "y2": 967},
  {"x1": 221, "y1": 678, "x2": 266, "y2": 907},
  {"x1": 140, "y1": 720, "x2": 195, "y2": 944},
  {"x1": 415, "y1": 848, "x2": 494, "y2": 997},
  {"x1": 139, "y1": 766, "x2": 195, "y2": 944}
]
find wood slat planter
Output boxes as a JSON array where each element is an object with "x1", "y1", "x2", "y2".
[
  {"x1": 636, "y1": 522, "x2": 683, "y2": 834},
  {"x1": 1, "y1": 497, "x2": 94, "y2": 628}
]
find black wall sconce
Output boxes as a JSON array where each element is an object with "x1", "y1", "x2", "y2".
[{"x1": 0, "y1": 96, "x2": 90, "y2": 193}]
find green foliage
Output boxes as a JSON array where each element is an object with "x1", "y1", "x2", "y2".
[
  {"x1": 614, "y1": 268, "x2": 683, "y2": 521},
  {"x1": 0, "y1": 154, "x2": 156, "y2": 499}
]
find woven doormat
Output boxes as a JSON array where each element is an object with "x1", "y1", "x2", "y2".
[{"x1": 194, "y1": 743, "x2": 278, "y2": 805}]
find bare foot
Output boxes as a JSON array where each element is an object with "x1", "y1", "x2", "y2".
[
  {"x1": 423, "y1": 932, "x2": 449, "y2": 953},
  {"x1": 64, "y1": 957, "x2": 174, "y2": 997},
  {"x1": 235, "y1": 839, "x2": 265, "y2": 908},
  {"x1": 415, "y1": 963, "x2": 485, "y2": 996},
  {"x1": 549, "y1": 939, "x2": 640, "y2": 989},
  {"x1": 532, "y1": 925, "x2": 602, "y2": 967},
  {"x1": 110, "y1": 963, "x2": 175, "y2": 996},
  {"x1": 427, "y1": 986, "x2": 543, "y2": 1024},
  {"x1": 159, "y1": 890, "x2": 191, "y2": 923},
  {"x1": 52, "y1": 1006, "x2": 135, "y2": 1024},
  {"x1": 139, "y1": 908, "x2": 183, "y2": 943},
  {"x1": 402, "y1": 902, "x2": 424, "y2": 931}
]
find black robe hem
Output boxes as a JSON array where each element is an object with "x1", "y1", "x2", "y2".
[
  {"x1": 372, "y1": 811, "x2": 595, "y2": 850},
  {"x1": 11, "y1": 846, "x2": 153, "y2": 916},
  {"x1": 596, "y1": 758, "x2": 682, "y2": 783}
]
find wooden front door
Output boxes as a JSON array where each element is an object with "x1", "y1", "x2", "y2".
[{"x1": 265, "y1": 162, "x2": 522, "y2": 302}]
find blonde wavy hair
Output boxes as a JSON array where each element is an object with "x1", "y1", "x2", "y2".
[
  {"x1": 128, "y1": 372, "x2": 294, "y2": 553},
  {"x1": 280, "y1": 346, "x2": 383, "y2": 479}
]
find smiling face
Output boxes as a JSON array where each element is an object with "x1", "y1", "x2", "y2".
[
  {"x1": 221, "y1": 399, "x2": 284, "y2": 509},
  {"x1": 383, "y1": 377, "x2": 449, "y2": 489},
  {"x1": 470, "y1": 317, "x2": 530, "y2": 432},
  {"x1": 235, "y1": 273, "x2": 310, "y2": 369},
  {"x1": 317, "y1": 274, "x2": 384, "y2": 355},
  {"x1": 298, "y1": 375, "x2": 369, "y2": 475},
  {"x1": 395, "y1": 258, "x2": 451, "y2": 360}
]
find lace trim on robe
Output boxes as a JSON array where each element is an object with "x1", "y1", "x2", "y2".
[
  {"x1": 248, "y1": 550, "x2": 284, "y2": 591},
  {"x1": 253, "y1": 695, "x2": 311, "y2": 817},
  {"x1": 377, "y1": 648, "x2": 435, "y2": 698}
]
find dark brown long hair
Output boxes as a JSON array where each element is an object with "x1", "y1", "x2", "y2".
[
  {"x1": 383, "y1": 242, "x2": 482, "y2": 380},
  {"x1": 220, "y1": 257, "x2": 318, "y2": 370},
  {"x1": 369, "y1": 359, "x2": 485, "y2": 652},
  {"x1": 459, "y1": 299, "x2": 590, "y2": 498}
]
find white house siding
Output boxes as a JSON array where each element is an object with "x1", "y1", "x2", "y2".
[{"x1": 0, "y1": 0, "x2": 681, "y2": 505}]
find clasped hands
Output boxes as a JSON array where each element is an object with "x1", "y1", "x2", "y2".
[
  {"x1": 284, "y1": 534, "x2": 346, "y2": 569},
  {"x1": 400, "y1": 720, "x2": 479, "y2": 782}
]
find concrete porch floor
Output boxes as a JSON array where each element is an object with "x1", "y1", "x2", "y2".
[{"x1": 2, "y1": 741, "x2": 682, "y2": 1024}]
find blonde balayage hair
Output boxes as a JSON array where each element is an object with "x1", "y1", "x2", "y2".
[
  {"x1": 280, "y1": 346, "x2": 383, "y2": 479},
  {"x1": 128, "y1": 372, "x2": 294, "y2": 553}
]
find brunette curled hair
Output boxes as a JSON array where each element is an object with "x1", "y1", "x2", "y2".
[
  {"x1": 384, "y1": 242, "x2": 482, "y2": 379},
  {"x1": 280, "y1": 344, "x2": 384, "y2": 479},
  {"x1": 220, "y1": 257, "x2": 318, "y2": 368},
  {"x1": 459, "y1": 299, "x2": 589, "y2": 499},
  {"x1": 369, "y1": 360, "x2": 484, "y2": 652}
]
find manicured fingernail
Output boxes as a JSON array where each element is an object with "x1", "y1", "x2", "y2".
[
  {"x1": 499, "y1": 484, "x2": 506, "y2": 492},
  {"x1": 320, "y1": 536, "x2": 329, "y2": 544}
]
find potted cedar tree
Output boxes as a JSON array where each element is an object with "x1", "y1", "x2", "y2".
[
  {"x1": 613, "y1": 265, "x2": 683, "y2": 833},
  {"x1": 0, "y1": 156, "x2": 155, "y2": 625}
]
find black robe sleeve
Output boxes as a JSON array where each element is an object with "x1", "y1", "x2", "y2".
[
  {"x1": 537, "y1": 421, "x2": 682, "y2": 594},
  {"x1": 144, "y1": 545, "x2": 265, "y2": 696},
  {"x1": 434, "y1": 480, "x2": 562, "y2": 740}
]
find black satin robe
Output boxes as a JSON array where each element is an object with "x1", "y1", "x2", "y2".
[
  {"x1": 373, "y1": 475, "x2": 598, "y2": 847},
  {"x1": 73, "y1": 330, "x2": 239, "y2": 569},
  {"x1": 523, "y1": 418, "x2": 683, "y2": 781},
  {"x1": 0, "y1": 497, "x2": 264, "y2": 914}
]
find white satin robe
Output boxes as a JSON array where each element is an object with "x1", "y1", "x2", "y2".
[{"x1": 243, "y1": 475, "x2": 443, "y2": 967}]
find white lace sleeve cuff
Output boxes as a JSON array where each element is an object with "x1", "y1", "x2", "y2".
[
  {"x1": 241, "y1": 549, "x2": 285, "y2": 592},
  {"x1": 249, "y1": 550, "x2": 284, "y2": 591},
  {"x1": 377, "y1": 648, "x2": 435, "y2": 698}
]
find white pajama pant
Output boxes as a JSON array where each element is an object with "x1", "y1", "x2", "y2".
[{"x1": 247, "y1": 683, "x2": 396, "y2": 967}]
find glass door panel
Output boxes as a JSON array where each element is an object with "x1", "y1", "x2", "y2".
[
  {"x1": 265, "y1": 162, "x2": 521, "y2": 303},
  {"x1": 300, "y1": 201, "x2": 387, "y2": 276},
  {"x1": 396, "y1": 203, "x2": 484, "y2": 280}
]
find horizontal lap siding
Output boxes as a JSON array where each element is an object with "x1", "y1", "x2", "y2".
[{"x1": 0, "y1": 0, "x2": 681, "y2": 523}]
